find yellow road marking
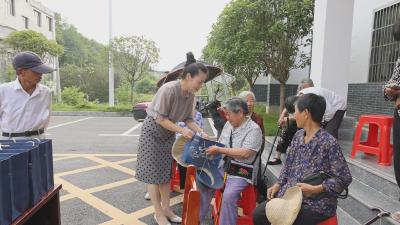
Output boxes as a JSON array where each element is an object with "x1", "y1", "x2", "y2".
[
  {"x1": 55, "y1": 158, "x2": 136, "y2": 177},
  {"x1": 53, "y1": 156, "x2": 79, "y2": 162},
  {"x1": 99, "y1": 195, "x2": 184, "y2": 225},
  {"x1": 85, "y1": 156, "x2": 135, "y2": 176},
  {"x1": 60, "y1": 178, "x2": 138, "y2": 203},
  {"x1": 85, "y1": 178, "x2": 137, "y2": 193},
  {"x1": 55, "y1": 176, "x2": 129, "y2": 219},
  {"x1": 54, "y1": 153, "x2": 137, "y2": 157},
  {"x1": 56, "y1": 164, "x2": 106, "y2": 177}
]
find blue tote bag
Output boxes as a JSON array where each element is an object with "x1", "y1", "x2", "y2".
[
  {"x1": 0, "y1": 146, "x2": 43, "y2": 205},
  {"x1": 0, "y1": 152, "x2": 30, "y2": 221},
  {"x1": 0, "y1": 156, "x2": 12, "y2": 225},
  {"x1": 1, "y1": 139, "x2": 54, "y2": 191}
]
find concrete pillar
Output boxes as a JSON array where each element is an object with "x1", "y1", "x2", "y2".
[{"x1": 310, "y1": 0, "x2": 355, "y2": 100}]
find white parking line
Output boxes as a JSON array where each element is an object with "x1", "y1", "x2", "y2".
[
  {"x1": 47, "y1": 117, "x2": 93, "y2": 130},
  {"x1": 122, "y1": 123, "x2": 142, "y2": 135},
  {"x1": 98, "y1": 123, "x2": 142, "y2": 137},
  {"x1": 98, "y1": 134, "x2": 140, "y2": 137}
]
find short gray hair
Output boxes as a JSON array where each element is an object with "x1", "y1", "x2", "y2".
[
  {"x1": 238, "y1": 91, "x2": 256, "y2": 101},
  {"x1": 297, "y1": 78, "x2": 314, "y2": 92},
  {"x1": 223, "y1": 97, "x2": 249, "y2": 115}
]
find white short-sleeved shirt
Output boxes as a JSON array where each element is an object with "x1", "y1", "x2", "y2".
[
  {"x1": 0, "y1": 78, "x2": 51, "y2": 133},
  {"x1": 299, "y1": 87, "x2": 347, "y2": 122}
]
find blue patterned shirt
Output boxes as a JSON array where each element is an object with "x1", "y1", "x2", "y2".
[
  {"x1": 277, "y1": 129, "x2": 352, "y2": 217},
  {"x1": 176, "y1": 111, "x2": 204, "y2": 138}
]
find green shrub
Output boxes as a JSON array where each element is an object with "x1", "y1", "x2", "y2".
[{"x1": 61, "y1": 86, "x2": 87, "y2": 106}]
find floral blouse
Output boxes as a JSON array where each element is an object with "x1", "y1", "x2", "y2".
[
  {"x1": 277, "y1": 129, "x2": 352, "y2": 217},
  {"x1": 384, "y1": 59, "x2": 400, "y2": 101}
]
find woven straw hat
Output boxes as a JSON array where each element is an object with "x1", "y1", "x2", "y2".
[
  {"x1": 265, "y1": 186, "x2": 303, "y2": 225},
  {"x1": 171, "y1": 136, "x2": 189, "y2": 167}
]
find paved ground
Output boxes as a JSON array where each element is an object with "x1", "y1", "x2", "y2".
[{"x1": 48, "y1": 116, "x2": 215, "y2": 225}]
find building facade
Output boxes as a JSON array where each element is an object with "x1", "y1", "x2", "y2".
[
  {"x1": 254, "y1": 0, "x2": 400, "y2": 118},
  {"x1": 0, "y1": 0, "x2": 58, "y2": 93}
]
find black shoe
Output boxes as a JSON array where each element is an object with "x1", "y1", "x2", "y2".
[{"x1": 267, "y1": 158, "x2": 282, "y2": 165}]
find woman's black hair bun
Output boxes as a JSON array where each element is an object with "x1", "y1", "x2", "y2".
[{"x1": 185, "y1": 52, "x2": 196, "y2": 66}]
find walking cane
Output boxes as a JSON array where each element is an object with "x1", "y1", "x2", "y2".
[
  {"x1": 363, "y1": 207, "x2": 390, "y2": 225},
  {"x1": 262, "y1": 125, "x2": 282, "y2": 180}
]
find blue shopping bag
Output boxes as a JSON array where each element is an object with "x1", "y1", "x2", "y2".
[
  {"x1": 1, "y1": 139, "x2": 54, "y2": 191},
  {"x1": 181, "y1": 135, "x2": 224, "y2": 168},
  {"x1": 0, "y1": 152, "x2": 30, "y2": 221},
  {"x1": 0, "y1": 156, "x2": 12, "y2": 225},
  {"x1": 0, "y1": 146, "x2": 43, "y2": 205}
]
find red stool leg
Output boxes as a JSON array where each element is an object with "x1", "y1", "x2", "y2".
[
  {"x1": 379, "y1": 124, "x2": 392, "y2": 165},
  {"x1": 318, "y1": 215, "x2": 338, "y2": 225},
  {"x1": 351, "y1": 121, "x2": 364, "y2": 158},
  {"x1": 366, "y1": 123, "x2": 379, "y2": 146}
]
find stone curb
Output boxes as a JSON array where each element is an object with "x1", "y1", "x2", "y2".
[{"x1": 51, "y1": 111, "x2": 133, "y2": 117}]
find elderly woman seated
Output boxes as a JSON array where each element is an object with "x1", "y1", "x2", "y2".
[
  {"x1": 199, "y1": 97, "x2": 263, "y2": 225},
  {"x1": 253, "y1": 93, "x2": 352, "y2": 225}
]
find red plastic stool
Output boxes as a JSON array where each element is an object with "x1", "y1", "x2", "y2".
[
  {"x1": 318, "y1": 215, "x2": 338, "y2": 225},
  {"x1": 182, "y1": 166, "x2": 200, "y2": 225},
  {"x1": 170, "y1": 160, "x2": 180, "y2": 192},
  {"x1": 211, "y1": 185, "x2": 257, "y2": 225},
  {"x1": 351, "y1": 115, "x2": 394, "y2": 166},
  {"x1": 237, "y1": 185, "x2": 257, "y2": 225}
]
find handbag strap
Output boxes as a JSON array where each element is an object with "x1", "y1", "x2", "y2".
[{"x1": 229, "y1": 128, "x2": 259, "y2": 165}]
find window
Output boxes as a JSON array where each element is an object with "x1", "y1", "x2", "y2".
[
  {"x1": 10, "y1": 0, "x2": 15, "y2": 16},
  {"x1": 47, "y1": 16, "x2": 53, "y2": 31},
  {"x1": 369, "y1": 2, "x2": 400, "y2": 82},
  {"x1": 34, "y1": 10, "x2": 41, "y2": 27},
  {"x1": 22, "y1": 16, "x2": 29, "y2": 29}
]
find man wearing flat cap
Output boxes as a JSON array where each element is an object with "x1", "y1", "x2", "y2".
[{"x1": 0, "y1": 51, "x2": 55, "y2": 139}]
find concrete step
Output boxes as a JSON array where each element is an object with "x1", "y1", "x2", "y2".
[
  {"x1": 338, "y1": 128, "x2": 355, "y2": 141},
  {"x1": 340, "y1": 116, "x2": 356, "y2": 130},
  {"x1": 339, "y1": 140, "x2": 398, "y2": 200},
  {"x1": 262, "y1": 137, "x2": 400, "y2": 225}
]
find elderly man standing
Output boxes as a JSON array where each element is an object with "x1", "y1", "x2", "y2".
[
  {"x1": 297, "y1": 85, "x2": 347, "y2": 139},
  {"x1": 0, "y1": 51, "x2": 55, "y2": 139}
]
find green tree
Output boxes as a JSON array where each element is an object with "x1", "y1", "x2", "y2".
[
  {"x1": 3, "y1": 30, "x2": 64, "y2": 61},
  {"x1": 204, "y1": 0, "x2": 314, "y2": 112},
  {"x1": 111, "y1": 36, "x2": 159, "y2": 103},
  {"x1": 134, "y1": 76, "x2": 157, "y2": 94},
  {"x1": 55, "y1": 13, "x2": 117, "y2": 102},
  {"x1": 203, "y1": 0, "x2": 266, "y2": 89},
  {"x1": 252, "y1": 0, "x2": 314, "y2": 112}
]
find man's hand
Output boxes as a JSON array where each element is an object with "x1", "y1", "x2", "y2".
[
  {"x1": 267, "y1": 183, "x2": 280, "y2": 200},
  {"x1": 296, "y1": 183, "x2": 324, "y2": 197}
]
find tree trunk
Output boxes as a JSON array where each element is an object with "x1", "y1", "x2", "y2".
[
  {"x1": 279, "y1": 82, "x2": 286, "y2": 113},
  {"x1": 130, "y1": 83, "x2": 134, "y2": 104}
]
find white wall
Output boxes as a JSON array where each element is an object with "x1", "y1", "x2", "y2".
[
  {"x1": 0, "y1": 0, "x2": 55, "y2": 40},
  {"x1": 310, "y1": 0, "x2": 354, "y2": 100},
  {"x1": 348, "y1": 0, "x2": 400, "y2": 83}
]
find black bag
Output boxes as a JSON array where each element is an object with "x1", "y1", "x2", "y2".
[
  {"x1": 301, "y1": 171, "x2": 348, "y2": 200},
  {"x1": 225, "y1": 131, "x2": 255, "y2": 181}
]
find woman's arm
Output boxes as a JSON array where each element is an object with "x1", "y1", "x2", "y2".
[
  {"x1": 158, "y1": 119, "x2": 194, "y2": 139},
  {"x1": 205, "y1": 146, "x2": 255, "y2": 160},
  {"x1": 322, "y1": 141, "x2": 352, "y2": 197}
]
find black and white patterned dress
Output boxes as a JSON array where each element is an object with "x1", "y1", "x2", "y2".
[{"x1": 135, "y1": 80, "x2": 195, "y2": 184}]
